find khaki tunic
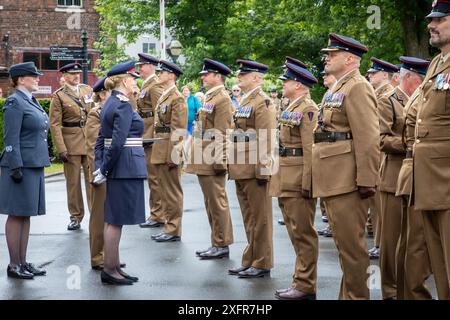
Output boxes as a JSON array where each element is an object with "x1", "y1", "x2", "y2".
[
  {"x1": 375, "y1": 83, "x2": 394, "y2": 99},
  {"x1": 269, "y1": 94, "x2": 318, "y2": 293},
  {"x1": 151, "y1": 85, "x2": 187, "y2": 236},
  {"x1": 186, "y1": 85, "x2": 234, "y2": 247},
  {"x1": 137, "y1": 75, "x2": 166, "y2": 222},
  {"x1": 312, "y1": 68, "x2": 380, "y2": 300},
  {"x1": 228, "y1": 86, "x2": 276, "y2": 270}
]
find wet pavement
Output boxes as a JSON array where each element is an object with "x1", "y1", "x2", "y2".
[{"x1": 0, "y1": 173, "x2": 436, "y2": 300}]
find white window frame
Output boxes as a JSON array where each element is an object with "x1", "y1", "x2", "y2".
[
  {"x1": 57, "y1": 0, "x2": 83, "y2": 8},
  {"x1": 55, "y1": 0, "x2": 85, "y2": 13}
]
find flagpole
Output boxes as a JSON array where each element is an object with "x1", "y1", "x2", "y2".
[{"x1": 160, "y1": 0, "x2": 166, "y2": 60}]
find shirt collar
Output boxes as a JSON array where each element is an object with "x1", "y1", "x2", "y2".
[
  {"x1": 66, "y1": 84, "x2": 80, "y2": 95},
  {"x1": 17, "y1": 88, "x2": 33, "y2": 100},
  {"x1": 143, "y1": 74, "x2": 157, "y2": 86},
  {"x1": 205, "y1": 84, "x2": 224, "y2": 96},
  {"x1": 332, "y1": 68, "x2": 359, "y2": 90},
  {"x1": 242, "y1": 86, "x2": 261, "y2": 101}
]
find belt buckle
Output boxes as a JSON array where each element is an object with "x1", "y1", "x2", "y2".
[{"x1": 80, "y1": 119, "x2": 86, "y2": 127}]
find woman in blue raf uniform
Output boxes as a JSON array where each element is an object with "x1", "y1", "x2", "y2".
[
  {"x1": 93, "y1": 61, "x2": 147, "y2": 285},
  {"x1": 0, "y1": 62, "x2": 51, "y2": 279}
]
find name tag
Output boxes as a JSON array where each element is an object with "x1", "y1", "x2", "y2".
[
  {"x1": 280, "y1": 111, "x2": 303, "y2": 127},
  {"x1": 235, "y1": 105, "x2": 253, "y2": 119},
  {"x1": 324, "y1": 93, "x2": 345, "y2": 108},
  {"x1": 202, "y1": 103, "x2": 215, "y2": 114},
  {"x1": 435, "y1": 73, "x2": 450, "y2": 91}
]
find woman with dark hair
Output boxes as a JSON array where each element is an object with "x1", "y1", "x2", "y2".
[
  {"x1": 93, "y1": 61, "x2": 147, "y2": 285},
  {"x1": 0, "y1": 62, "x2": 50, "y2": 279}
]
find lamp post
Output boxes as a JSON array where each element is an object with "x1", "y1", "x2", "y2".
[
  {"x1": 167, "y1": 36, "x2": 183, "y2": 64},
  {"x1": 81, "y1": 30, "x2": 89, "y2": 84},
  {"x1": 2, "y1": 33, "x2": 10, "y2": 67}
]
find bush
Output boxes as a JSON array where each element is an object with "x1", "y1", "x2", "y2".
[{"x1": 0, "y1": 98, "x2": 59, "y2": 161}]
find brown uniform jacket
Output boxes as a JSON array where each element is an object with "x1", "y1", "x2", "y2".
[
  {"x1": 150, "y1": 85, "x2": 188, "y2": 165},
  {"x1": 378, "y1": 87, "x2": 408, "y2": 193},
  {"x1": 85, "y1": 103, "x2": 103, "y2": 181},
  {"x1": 270, "y1": 95, "x2": 318, "y2": 198},
  {"x1": 375, "y1": 83, "x2": 394, "y2": 99},
  {"x1": 185, "y1": 85, "x2": 233, "y2": 175},
  {"x1": 49, "y1": 84, "x2": 93, "y2": 155},
  {"x1": 137, "y1": 75, "x2": 164, "y2": 139},
  {"x1": 395, "y1": 89, "x2": 421, "y2": 197},
  {"x1": 312, "y1": 69, "x2": 380, "y2": 198},
  {"x1": 228, "y1": 86, "x2": 276, "y2": 181},
  {"x1": 413, "y1": 53, "x2": 450, "y2": 210}
]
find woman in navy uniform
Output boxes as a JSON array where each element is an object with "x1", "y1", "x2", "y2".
[
  {"x1": 0, "y1": 62, "x2": 50, "y2": 279},
  {"x1": 93, "y1": 61, "x2": 147, "y2": 285}
]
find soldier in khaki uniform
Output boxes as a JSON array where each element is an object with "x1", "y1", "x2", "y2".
[
  {"x1": 150, "y1": 60, "x2": 187, "y2": 242},
  {"x1": 227, "y1": 59, "x2": 276, "y2": 278},
  {"x1": 49, "y1": 63, "x2": 92, "y2": 231},
  {"x1": 366, "y1": 57, "x2": 399, "y2": 258},
  {"x1": 270, "y1": 88, "x2": 281, "y2": 111},
  {"x1": 271, "y1": 62, "x2": 319, "y2": 300},
  {"x1": 396, "y1": 88, "x2": 433, "y2": 300},
  {"x1": 85, "y1": 77, "x2": 110, "y2": 269},
  {"x1": 377, "y1": 57, "x2": 428, "y2": 299},
  {"x1": 185, "y1": 59, "x2": 234, "y2": 259},
  {"x1": 413, "y1": 1, "x2": 450, "y2": 299},
  {"x1": 135, "y1": 54, "x2": 167, "y2": 228},
  {"x1": 312, "y1": 34, "x2": 380, "y2": 300}
]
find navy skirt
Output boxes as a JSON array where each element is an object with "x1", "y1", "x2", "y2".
[
  {"x1": 104, "y1": 178, "x2": 145, "y2": 225},
  {"x1": 0, "y1": 166, "x2": 46, "y2": 217}
]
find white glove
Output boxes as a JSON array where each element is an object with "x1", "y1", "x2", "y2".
[
  {"x1": 93, "y1": 169, "x2": 101, "y2": 177},
  {"x1": 92, "y1": 171, "x2": 107, "y2": 185}
]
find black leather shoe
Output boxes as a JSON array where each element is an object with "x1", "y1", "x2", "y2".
[
  {"x1": 277, "y1": 219, "x2": 285, "y2": 225},
  {"x1": 275, "y1": 287, "x2": 292, "y2": 295},
  {"x1": 7, "y1": 264, "x2": 34, "y2": 280},
  {"x1": 317, "y1": 226, "x2": 328, "y2": 236},
  {"x1": 322, "y1": 228, "x2": 333, "y2": 237},
  {"x1": 151, "y1": 232, "x2": 165, "y2": 240},
  {"x1": 140, "y1": 219, "x2": 164, "y2": 228},
  {"x1": 67, "y1": 220, "x2": 81, "y2": 231},
  {"x1": 154, "y1": 233, "x2": 181, "y2": 242},
  {"x1": 199, "y1": 246, "x2": 229, "y2": 260},
  {"x1": 23, "y1": 262, "x2": 46, "y2": 276},
  {"x1": 92, "y1": 263, "x2": 126, "y2": 271},
  {"x1": 228, "y1": 266, "x2": 249, "y2": 275},
  {"x1": 237, "y1": 267, "x2": 270, "y2": 278},
  {"x1": 195, "y1": 247, "x2": 212, "y2": 256},
  {"x1": 321, "y1": 215, "x2": 328, "y2": 223},
  {"x1": 100, "y1": 271, "x2": 133, "y2": 285},
  {"x1": 275, "y1": 288, "x2": 316, "y2": 300},
  {"x1": 117, "y1": 268, "x2": 138, "y2": 282}
]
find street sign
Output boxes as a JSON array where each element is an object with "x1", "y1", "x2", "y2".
[
  {"x1": 50, "y1": 46, "x2": 84, "y2": 61},
  {"x1": 33, "y1": 86, "x2": 52, "y2": 95}
]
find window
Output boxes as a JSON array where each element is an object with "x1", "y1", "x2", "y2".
[
  {"x1": 41, "y1": 53, "x2": 58, "y2": 70},
  {"x1": 57, "y1": 0, "x2": 82, "y2": 7},
  {"x1": 143, "y1": 43, "x2": 156, "y2": 54},
  {"x1": 23, "y1": 52, "x2": 40, "y2": 67}
]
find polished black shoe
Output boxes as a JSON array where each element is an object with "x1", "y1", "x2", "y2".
[
  {"x1": 317, "y1": 226, "x2": 328, "y2": 236},
  {"x1": 151, "y1": 232, "x2": 165, "y2": 240},
  {"x1": 140, "y1": 219, "x2": 164, "y2": 228},
  {"x1": 23, "y1": 262, "x2": 46, "y2": 276},
  {"x1": 228, "y1": 266, "x2": 249, "y2": 275},
  {"x1": 275, "y1": 287, "x2": 292, "y2": 295},
  {"x1": 237, "y1": 267, "x2": 270, "y2": 278},
  {"x1": 321, "y1": 215, "x2": 328, "y2": 223},
  {"x1": 277, "y1": 219, "x2": 286, "y2": 225},
  {"x1": 7, "y1": 264, "x2": 34, "y2": 280},
  {"x1": 117, "y1": 268, "x2": 138, "y2": 282},
  {"x1": 276, "y1": 288, "x2": 316, "y2": 300},
  {"x1": 100, "y1": 271, "x2": 133, "y2": 285},
  {"x1": 322, "y1": 228, "x2": 333, "y2": 237},
  {"x1": 67, "y1": 220, "x2": 81, "y2": 231},
  {"x1": 199, "y1": 246, "x2": 229, "y2": 260},
  {"x1": 92, "y1": 263, "x2": 126, "y2": 271},
  {"x1": 154, "y1": 232, "x2": 181, "y2": 242},
  {"x1": 195, "y1": 247, "x2": 212, "y2": 256}
]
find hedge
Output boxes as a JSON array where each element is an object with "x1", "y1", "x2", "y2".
[{"x1": 0, "y1": 98, "x2": 59, "y2": 161}]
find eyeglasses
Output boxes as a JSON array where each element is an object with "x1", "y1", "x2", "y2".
[{"x1": 233, "y1": 89, "x2": 240, "y2": 92}]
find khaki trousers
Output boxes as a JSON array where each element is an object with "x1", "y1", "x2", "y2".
[
  {"x1": 422, "y1": 209, "x2": 450, "y2": 300},
  {"x1": 278, "y1": 197, "x2": 318, "y2": 294},
  {"x1": 198, "y1": 175, "x2": 233, "y2": 247},
  {"x1": 323, "y1": 191, "x2": 370, "y2": 300},
  {"x1": 155, "y1": 164, "x2": 183, "y2": 236},
  {"x1": 88, "y1": 183, "x2": 105, "y2": 267},
  {"x1": 379, "y1": 191, "x2": 402, "y2": 299},
  {"x1": 235, "y1": 179, "x2": 273, "y2": 269},
  {"x1": 145, "y1": 147, "x2": 165, "y2": 223},
  {"x1": 396, "y1": 198, "x2": 432, "y2": 300},
  {"x1": 64, "y1": 154, "x2": 90, "y2": 222}
]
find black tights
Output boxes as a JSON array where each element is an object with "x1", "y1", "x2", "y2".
[
  {"x1": 103, "y1": 223, "x2": 124, "y2": 278},
  {"x1": 5, "y1": 216, "x2": 30, "y2": 266}
]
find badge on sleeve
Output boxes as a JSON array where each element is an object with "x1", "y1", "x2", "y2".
[
  {"x1": 307, "y1": 112, "x2": 314, "y2": 121},
  {"x1": 202, "y1": 103, "x2": 215, "y2": 114},
  {"x1": 84, "y1": 94, "x2": 94, "y2": 104},
  {"x1": 5, "y1": 146, "x2": 13, "y2": 153}
]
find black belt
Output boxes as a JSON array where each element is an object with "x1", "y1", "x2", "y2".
[
  {"x1": 314, "y1": 131, "x2": 352, "y2": 143},
  {"x1": 279, "y1": 147, "x2": 303, "y2": 157},
  {"x1": 405, "y1": 150, "x2": 413, "y2": 159},
  {"x1": 63, "y1": 120, "x2": 85, "y2": 128},
  {"x1": 155, "y1": 126, "x2": 171, "y2": 133},
  {"x1": 231, "y1": 133, "x2": 257, "y2": 143},
  {"x1": 139, "y1": 111, "x2": 154, "y2": 118}
]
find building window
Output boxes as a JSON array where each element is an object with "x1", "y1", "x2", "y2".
[
  {"x1": 143, "y1": 43, "x2": 156, "y2": 54},
  {"x1": 57, "y1": 0, "x2": 82, "y2": 7}
]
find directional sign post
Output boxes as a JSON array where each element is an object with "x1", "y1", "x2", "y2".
[{"x1": 50, "y1": 46, "x2": 84, "y2": 61}]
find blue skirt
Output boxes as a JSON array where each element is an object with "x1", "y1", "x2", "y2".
[
  {"x1": 104, "y1": 178, "x2": 146, "y2": 225},
  {"x1": 0, "y1": 167, "x2": 46, "y2": 217}
]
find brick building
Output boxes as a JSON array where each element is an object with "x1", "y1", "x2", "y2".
[{"x1": 0, "y1": 0, "x2": 100, "y2": 98}]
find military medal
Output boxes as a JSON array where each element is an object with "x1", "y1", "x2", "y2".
[
  {"x1": 444, "y1": 74, "x2": 450, "y2": 90},
  {"x1": 161, "y1": 105, "x2": 167, "y2": 114}
]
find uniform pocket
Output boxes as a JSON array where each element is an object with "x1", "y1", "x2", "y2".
[
  {"x1": 319, "y1": 140, "x2": 351, "y2": 158},
  {"x1": 280, "y1": 156, "x2": 303, "y2": 191}
]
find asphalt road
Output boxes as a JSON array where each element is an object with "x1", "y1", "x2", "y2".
[{"x1": 0, "y1": 173, "x2": 437, "y2": 300}]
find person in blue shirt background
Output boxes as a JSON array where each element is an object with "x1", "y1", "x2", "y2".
[
  {"x1": 0, "y1": 62, "x2": 50, "y2": 279},
  {"x1": 93, "y1": 61, "x2": 147, "y2": 285},
  {"x1": 182, "y1": 85, "x2": 201, "y2": 135}
]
